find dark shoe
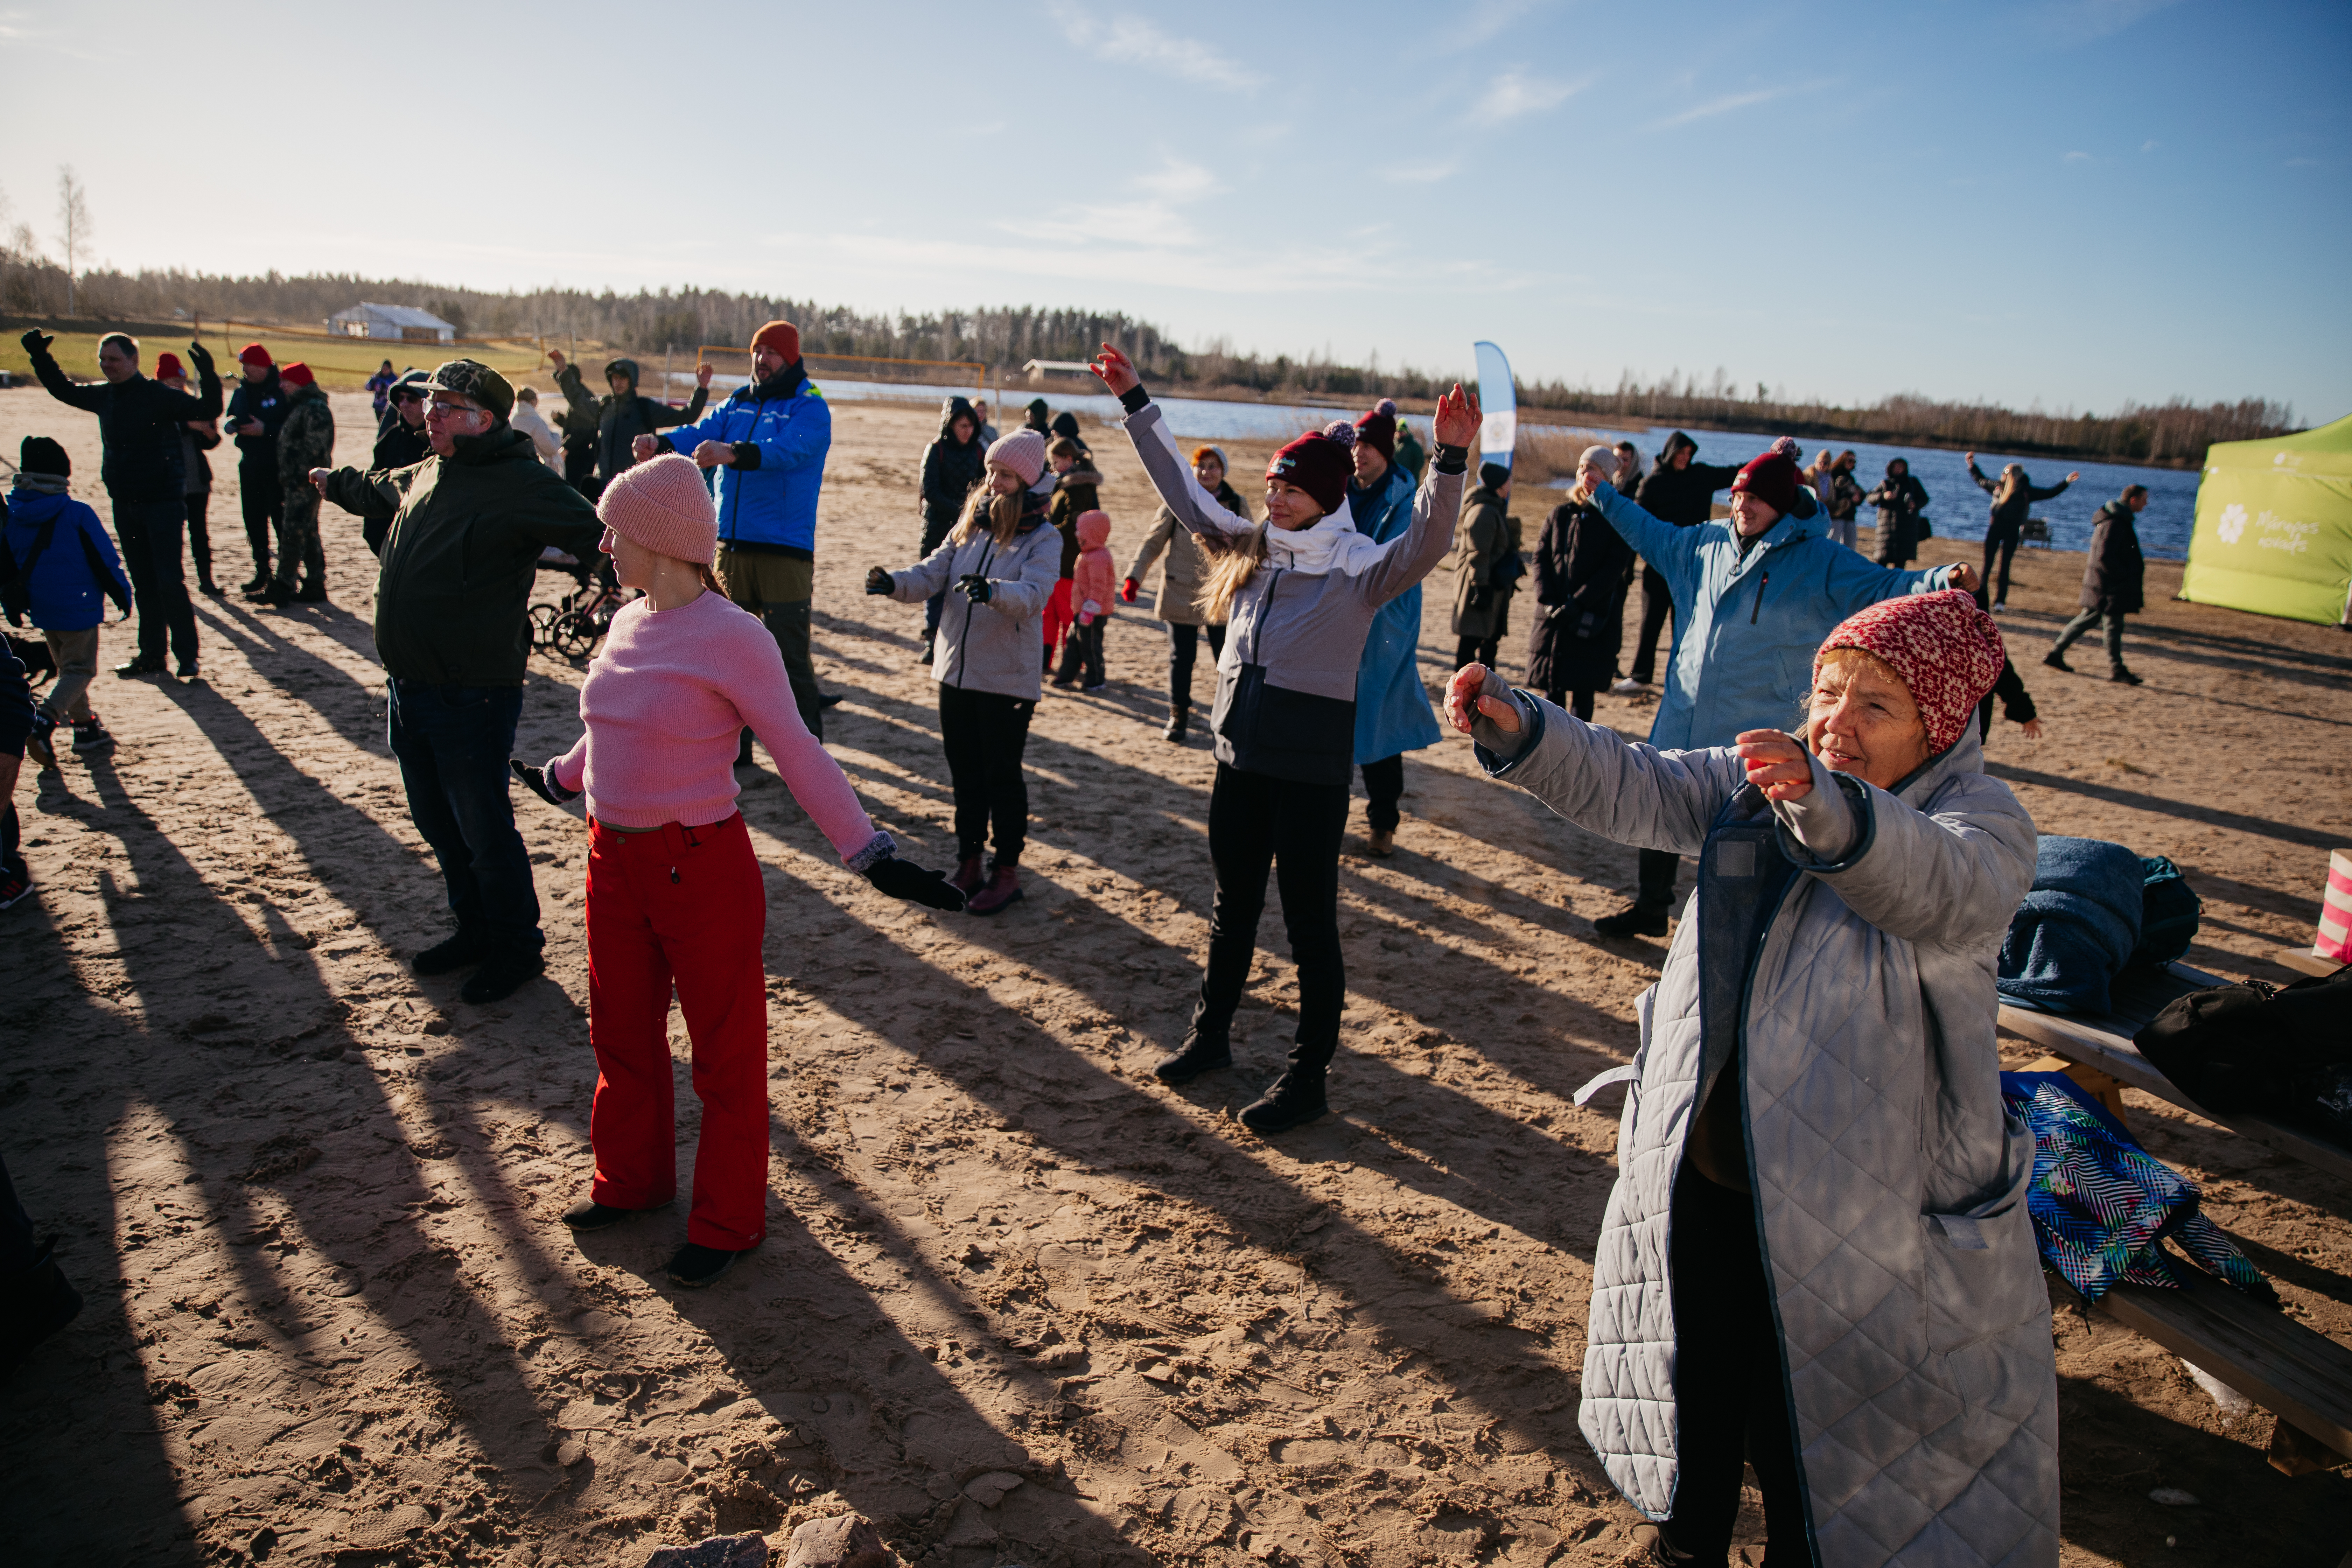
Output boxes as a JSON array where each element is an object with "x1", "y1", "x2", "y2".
[
  {"x1": 199, "y1": 576, "x2": 224, "y2": 597},
  {"x1": 1239, "y1": 1070, "x2": 1329, "y2": 1134},
  {"x1": 174, "y1": 659, "x2": 199, "y2": 680},
  {"x1": 2110, "y1": 666, "x2": 2143, "y2": 686},
  {"x1": 736, "y1": 727, "x2": 756, "y2": 766},
  {"x1": 666, "y1": 1241, "x2": 752, "y2": 1288},
  {"x1": 238, "y1": 572, "x2": 271, "y2": 596},
  {"x1": 1049, "y1": 675, "x2": 1079, "y2": 690},
  {"x1": 1592, "y1": 903, "x2": 1670, "y2": 939},
  {"x1": 254, "y1": 584, "x2": 297, "y2": 609},
  {"x1": 948, "y1": 855, "x2": 986, "y2": 896},
  {"x1": 916, "y1": 635, "x2": 935, "y2": 665},
  {"x1": 0, "y1": 1239, "x2": 84, "y2": 1377},
  {"x1": 69, "y1": 718, "x2": 114, "y2": 758},
  {"x1": 967, "y1": 864, "x2": 1024, "y2": 916},
  {"x1": 295, "y1": 580, "x2": 328, "y2": 604},
  {"x1": 816, "y1": 692, "x2": 845, "y2": 709},
  {"x1": 562, "y1": 1197, "x2": 666, "y2": 1231},
  {"x1": 2042, "y1": 651, "x2": 2072, "y2": 673},
  {"x1": 1627, "y1": 1522, "x2": 1699, "y2": 1566},
  {"x1": 24, "y1": 713, "x2": 57, "y2": 771},
  {"x1": 413, "y1": 929, "x2": 493, "y2": 975},
  {"x1": 1154, "y1": 1031, "x2": 1232, "y2": 1084},
  {"x1": 1366, "y1": 828, "x2": 1395, "y2": 859},
  {"x1": 1162, "y1": 705, "x2": 1189, "y2": 743},
  {"x1": 113, "y1": 655, "x2": 166, "y2": 680},
  {"x1": 461, "y1": 946, "x2": 546, "y2": 1004},
  {"x1": 0, "y1": 868, "x2": 30, "y2": 911}
]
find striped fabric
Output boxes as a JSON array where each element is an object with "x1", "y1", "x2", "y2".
[{"x1": 2319, "y1": 848, "x2": 2352, "y2": 965}]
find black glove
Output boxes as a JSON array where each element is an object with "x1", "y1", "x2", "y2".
[
  {"x1": 865, "y1": 855, "x2": 967, "y2": 912},
  {"x1": 186, "y1": 340, "x2": 215, "y2": 371},
  {"x1": 864, "y1": 566, "x2": 894, "y2": 595},
  {"x1": 20, "y1": 329, "x2": 51, "y2": 355},
  {"x1": 957, "y1": 573, "x2": 993, "y2": 604},
  {"x1": 509, "y1": 759, "x2": 579, "y2": 807}
]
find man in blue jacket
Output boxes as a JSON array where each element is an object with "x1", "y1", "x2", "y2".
[
  {"x1": 1588, "y1": 439, "x2": 1979, "y2": 936},
  {"x1": 1, "y1": 438, "x2": 132, "y2": 770},
  {"x1": 638, "y1": 319, "x2": 834, "y2": 743},
  {"x1": 1348, "y1": 399, "x2": 1439, "y2": 857}
]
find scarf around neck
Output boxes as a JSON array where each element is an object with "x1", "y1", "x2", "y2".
[
  {"x1": 9, "y1": 472, "x2": 70, "y2": 497},
  {"x1": 1264, "y1": 495, "x2": 1393, "y2": 578}
]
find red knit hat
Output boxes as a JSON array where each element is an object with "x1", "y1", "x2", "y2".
[
  {"x1": 238, "y1": 342, "x2": 274, "y2": 368},
  {"x1": 1731, "y1": 435, "x2": 1802, "y2": 518},
  {"x1": 1353, "y1": 398, "x2": 1398, "y2": 462},
  {"x1": 279, "y1": 362, "x2": 316, "y2": 388},
  {"x1": 1269, "y1": 421, "x2": 1360, "y2": 517},
  {"x1": 153, "y1": 351, "x2": 186, "y2": 381},
  {"x1": 751, "y1": 319, "x2": 800, "y2": 362},
  {"x1": 598, "y1": 453, "x2": 719, "y2": 566},
  {"x1": 1814, "y1": 589, "x2": 2006, "y2": 757}
]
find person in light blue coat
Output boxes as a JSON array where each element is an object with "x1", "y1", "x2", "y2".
[
  {"x1": 1348, "y1": 399, "x2": 1441, "y2": 856},
  {"x1": 1588, "y1": 436, "x2": 1981, "y2": 937}
]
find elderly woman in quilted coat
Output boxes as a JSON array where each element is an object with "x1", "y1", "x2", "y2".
[{"x1": 1448, "y1": 588, "x2": 2053, "y2": 1567}]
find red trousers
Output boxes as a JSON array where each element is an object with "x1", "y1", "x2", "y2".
[
  {"x1": 1042, "y1": 578, "x2": 1074, "y2": 651},
  {"x1": 585, "y1": 812, "x2": 770, "y2": 1250}
]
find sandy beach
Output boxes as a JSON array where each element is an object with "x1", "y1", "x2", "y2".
[{"x1": 1, "y1": 388, "x2": 2345, "y2": 1567}]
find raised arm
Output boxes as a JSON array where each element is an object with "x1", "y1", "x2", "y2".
[
  {"x1": 2027, "y1": 476, "x2": 2072, "y2": 503},
  {"x1": 21, "y1": 334, "x2": 104, "y2": 413},
  {"x1": 1968, "y1": 461, "x2": 1996, "y2": 497},
  {"x1": 1594, "y1": 481, "x2": 1703, "y2": 573},
  {"x1": 1118, "y1": 398, "x2": 1254, "y2": 540}
]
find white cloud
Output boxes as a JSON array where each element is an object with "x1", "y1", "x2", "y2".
[
  {"x1": 1047, "y1": 2, "x2": 1264, "y2": 92},
  {"x1": 2035, "y1": 0, "x2": 2188, "y2": 45},
  {"x1": 1469, "y1": 71, "x2": 1587, "y2": 127},
  {"x1": 2063, "y1": 150, "x2": 2093, "y2": 163},
  {"x1": 1384, "y1": 159, "x2": 1459, "y2": 185},
  {"x1": 1652, "y1": 80, "x2": 1832, "y2": 130},
  {"x1": 2140, "y1": 139, "x2": 2160, "y2": 153},
  {"x1": 1435, "y1": 0, "x2": 1549, "y2": 55}
]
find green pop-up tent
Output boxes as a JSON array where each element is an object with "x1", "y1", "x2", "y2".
[{"x1": 2180, "y1": 412, "x2": 2352, "y2": 626}]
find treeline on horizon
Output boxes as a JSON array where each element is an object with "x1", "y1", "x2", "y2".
[{"x1": 0, "y1": 256, "x2": 2298, "y2": 465}]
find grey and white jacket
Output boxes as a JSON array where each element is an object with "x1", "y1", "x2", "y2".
[
  {"x1": 1120, "y1": 396, "x2": 1463, "y2": 785},
  {"x1": 1472, "y1": 671, "x2": 2056, "y2": 1568},
  {"x1": 884, "y1": 507, "x2": 1062, "y2": 701}
]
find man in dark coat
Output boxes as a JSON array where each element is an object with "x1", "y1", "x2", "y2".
[
  {"x1": 547, "y1": 348, "x2": 708, "y2": 497},
  {"x1": 22, "y1": 329, "x2": 222, "y2": 678},
  {"x1": 2046, "y1": 485, "x2": 2148, "y2": 684},
  {"x1": 917, "y1": 396, "x2": 986, "y2": 660},
  {"x1": 225, "y1": 342, "x2": 289, "y2": 593},
  {"x1": 1864, "y1": 457, "x2": 1932, "y2": 566},
  {"x1": 1618, "y1": 432, "x2": 1739, "y2": 692}
]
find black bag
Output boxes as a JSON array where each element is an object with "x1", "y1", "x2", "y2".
[{"x1": 2135, "y1": 965, "x2": 2352, "y2": 1139}]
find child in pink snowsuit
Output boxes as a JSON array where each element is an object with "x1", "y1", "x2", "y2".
[{"x1": 1071, "y1": 509, "x2": 1116, "y2": 691}]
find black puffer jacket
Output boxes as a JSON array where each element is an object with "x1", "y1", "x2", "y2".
[
  {"x1": 1524, "y1": 497, "x2": 1636, "y2": 694},
  {"x1": 25, "y1": 337, "x2": 223, "y2": 503},
  {"x1": 226, "y1": 369, "x2": 289, "y2": 468},
  {"x1": 2081, "y1": 499, "x2": 2145, "y2": 614},
  {"x1": 920, "y1": 397, "x2": 986, "y2": 552},
  {"x1": 1633, "y1": 433, "x2": 1741, "y2": 527},
  {"x1": 554, "y1": 357, "x2": 709, "y2": 482}
]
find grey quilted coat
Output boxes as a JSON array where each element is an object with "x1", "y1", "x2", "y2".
[{"x1": 1471, "y1": 673, "x2": 2058, "y2": 1567}]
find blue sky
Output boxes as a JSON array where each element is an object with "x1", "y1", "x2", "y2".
[{"x1": 4, "y1": 0, "x2": 2346, "y2": 420}]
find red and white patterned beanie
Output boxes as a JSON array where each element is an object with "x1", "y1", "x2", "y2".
[{"x1": 1813, "y1": 588, "x2": 2006, "y2": 756}]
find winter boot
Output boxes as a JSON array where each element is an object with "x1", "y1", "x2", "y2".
[
  {"x1": 461, "y1": 945, "x2": 546, "y2": 1005},
  {"x1": 1592, "y1": 902, "x2": 1670, "y2": 939},
  {"x1": 2042, "y1": 650, "x2": 2072, "y2": 673},
  {"x1": 666, "y1": 1241, "x2": 754, "y2": 1289},
  {"x1": 1153, "y1": 1022, "x2": 1232, "y2": 1084},
  {"x1": 295, "y1": 578, "x2": 328, "y2": 604},
  {"x1": 69, "y1": 716, "x2": 114, "y2": 758},
  {"x1": 949, "y1": 855, "x2": 986, "y2": 896},
  {"x1": 1239, "y1": 1068, "x2": 1329, "y2": 1134},
  {"x1": 413, "y1": 928, "x2": 493, "y2": 975},
  {"x1": 1162, "y1": 705, "x2": 1189, "y2": 743},
  {"x1": 0, "y1": 1238, "x2": 85, "y2": 1378},
  {"x1": 967, "y1": 861, "x2": 1024, "y2": 916},
  {"x1": 239, "y1": 568, "x2": 271, "y2": 596},
  {"x1": 24, "y1": 712, "x2": 58, "y2": 771},
  {"x1": 2109, "y1": 665, "x2": 2143, "y2": 686}
]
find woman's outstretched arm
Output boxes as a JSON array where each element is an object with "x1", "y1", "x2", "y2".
[{"x1": 1092, "y1": 345, "x2": 1253, "y2": 541}]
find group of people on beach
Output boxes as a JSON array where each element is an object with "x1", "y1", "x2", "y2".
[{"x1": 1, "y1": 318, "x2": 2170, "y2": 1564}]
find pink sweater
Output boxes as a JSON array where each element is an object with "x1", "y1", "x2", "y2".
[{"x1": 546, "y1": 590, "x2": 885, "y2": 862}]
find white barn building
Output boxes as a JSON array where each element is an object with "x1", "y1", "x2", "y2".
[{"x1": 327, "y1": 303, "x2": 457, "y2": 344}]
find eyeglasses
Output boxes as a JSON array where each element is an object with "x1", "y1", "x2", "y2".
[
  {"x1": 392, "y1": 390, "x2": 426, "y2": 404},
  {"x1": 425, "y1": 398, "x2": 485, "y2": 419}
]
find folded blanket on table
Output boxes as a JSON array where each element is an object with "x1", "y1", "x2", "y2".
[{"x1": 1998, "y1": 834, "x2": 2145, "y2": 1014}]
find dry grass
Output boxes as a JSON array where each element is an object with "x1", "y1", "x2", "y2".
[
  {"x1": 1512, "y1": 424, "x2": 1634, "y2": 487},
  {"x1": 1, "y1": 330, "x2": 554, "y2": 392}
]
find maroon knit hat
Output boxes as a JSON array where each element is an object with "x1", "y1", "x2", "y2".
[
  {"x1": 1814, "y1": 589, "x2": 2006, "y2": 757},
  {"x1": 1731, "y1": 435, "x2": 1803, "y2": 518},
  {"x1": 1268, "y1": 421, "x2": 1360, "y2": 517},
  {"x1": 1353, "y1": 397, "x2": 1398, "y2": 462}
]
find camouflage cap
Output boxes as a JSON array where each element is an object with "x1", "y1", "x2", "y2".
[{"x1": 418, "y1": 359, "x2": 513, "y2": 421}]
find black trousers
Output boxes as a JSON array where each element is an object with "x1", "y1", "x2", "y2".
[
  {"x1": 112, "y1": 498, "x2": 198, "y2": 666},
  {"x1": 1630, "y1": 565, "x2": 1674, "y2": 684},
  {"x1": 0, "y1": 1151, "x2": 34, "y2": 1274},
  {"x1": 1167, "y1": 620, "x2": 1226, "y2": 710},
  {"x1": 1637, "y1": 846, "x2": 1680, "y2": 911},
  {"x1": 237, "y1": 458, "x2": 279, "y2": 575},
  {"x1": 1197, "y1": 762, "x2": 1349, "y2": 1072},
  {"x1": 938, "y1": 683, "x2": 1035, "y2": 866},
  {"x1": 1664, "y1": 1167, "x2": 1807, "y2": 1561},
  {"x1": 1073, "y1": 619, "x2": 1105, "y2": 686},
  {"x1": 184, "y1": 490, "x2": 213, "y2": 586},
  {"x1": 1454, "y1": 635, "x2": 1499, "y2": 670},
  {"x1": 1981, "y1": 521, "x2": 2021, "y2": 605},
  {"x1": 1359, "y1": 753, "x2": 1404, "y2": 835},
  {"x1": 1543, "y1": 688, "x2": 1596, "y2": 721}
]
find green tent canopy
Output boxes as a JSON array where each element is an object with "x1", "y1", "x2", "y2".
[{"x1": 2180, "y1": 412, "x2": 2352, "y2": 626}]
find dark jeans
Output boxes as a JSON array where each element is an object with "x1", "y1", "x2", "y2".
[
  {"x1": 2052, "y1": 599, "x2": 2128, "y2": 670},
  {"x1": 387, "y1": 680, "x2": 541, "y2": 954},
  {"x1": 1455, "y1": 635, "x2": 1499, "y2": 670},
  {"x1": 1663, "y1": 1167, "x2": 1807, "y2": 1561},
  {"x1": 1630, "y1": 564, "x2": 1674, "y2": 684},
  {"x1": 937, "y1": 682, "x2": 1034, "y2": 866},
  {"x1": 1981, "y1": 521, "x2": 2021, "y2": 605},
  {"x1": 1197, "y1": 762, "x2": 1349, "y2": 1072},
  {"x1": 1167, "y1": 620, "x2": 1227, "y2": 710},
  {"x1": 1637, "y1": 846, "x2": 1681, "y2": 912},
  {"x1": 1360, "y1": 753, "x2": 1404, "y2": 835},
  {"x1": 237, "y1": 458, "x2": 280, "y2": 575},
  {"x1": 0, "y1": 1151, "x2": 33, "y2": 1274},
  {"x1": 184, "y1": 490, "x2": 213, "y2": 586},
  {"x1": 1074, "y1": 619, "x2": 1105, "y2": 686},
  {"x1": 1543, "y1": 688, "x2": 1596, "y2": 721},
  {"x1": 111, "y1": 498, "x2": 198, "y2": 666}
]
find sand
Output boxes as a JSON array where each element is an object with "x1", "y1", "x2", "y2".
[{"x1": 0, "y1": 387, "x2": 2345, "y2": 1567}]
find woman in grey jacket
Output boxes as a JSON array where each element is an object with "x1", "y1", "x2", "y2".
[
  {"x1": 1449, "y1": 588, "x2": 2053, "y2": 1567},
  {"x1": 868, "y1": 429, "x2": 1062, "y2": 915},
  {"x1": 1091, "y1": 344, "x2": 1479, "y2": 1133}
]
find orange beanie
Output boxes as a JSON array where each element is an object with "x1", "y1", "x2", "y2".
[{"x1": 751, "y1": 320, "x2": 800, "y2": 362}]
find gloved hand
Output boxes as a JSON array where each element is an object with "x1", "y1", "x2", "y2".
[
  {"x1": 865, "y1": 855, "x2": 966, "y2": 912},
  {"x1": 186, "y1": 340, "x2": 215, "y2": 371},
  {"x1": 1120, "y1": 577, "x2": 1139, "y2": 603},
  {"x1": 509, "y1": 759, "x2": 580, "y2": 807},
  {"x1": 864, "y1": 566, "x2": 894, "y2": 595},
  {"x1": 20, "y1": 329, "x2": 52, "y2": 355},
  {"x1": 956, "y1": 573, "x2": 993, "y2": 604}
]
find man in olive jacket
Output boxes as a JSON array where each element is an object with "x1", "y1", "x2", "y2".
[{"x1": 315, "y1": 359, "x2": 603, "y2": 1003}]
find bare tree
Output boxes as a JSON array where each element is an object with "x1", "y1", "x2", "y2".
[{"x1": 56, "y1": 165, "x2": 90, "y2": 315}]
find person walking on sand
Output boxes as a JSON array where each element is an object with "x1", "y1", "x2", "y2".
[
  {"x1": 1584, "y1": 437, "x2": 1979, "y2": 938},
  {"x1": 1614, "y1": 432, "x2": 1741, "y2": 696},
  {"x1": 20, "y1": 329, "x2": 220, "y2": 680},
  {"x1": 1349, "y1": 397, "x2": 1440, "y2": 859},
  {"x1": 866, "y1": 429, "x2": 1062, "y2": 917},
  {"x1": 2046, "y1": 483, "x2": 2148, "y2": 685},
  {"x1": 366, "y1": 358, "x2": 398, "y2": 426},
  {"x1": 1968, "y1": 453, "x2": 2076, "y2": 612},
  {"x1": 1450, "y1": 462, "x2": 1520, "y2": 671},
  {"x1": 154, "y1": 352, "x2": 225, "y2": 597},
  {"x1": 917, "y1": 396, "x2": 988, "y2": 666},
  {"x1": 1091, "y1": 343, "x2": 1477, "y2": 1135},
  {"x1": 1070, "y1": 509, "x2": 1117, "y2": 691},
  {"x1": 1447, "y1": 588, "x2": 2054, "y2": 1566},
  {"x1": 635, "y1": 321, "x2": 836, "y2": 747},
  {"x1": 1524, "y1": 447, "x2": 1635, "y2": 723},
  {"x1": 510, "y1": 455, "x2": 963, "y2": 1289},
  {"x1": 226, "y1": 343, "x2": 289, "y2": 594},
  {"x1": 3, "y1": 438, "x2": 132, "y2": 773},
  {"x1": 314, "y1": 359, "x2": 606, "y2": 1003},
  {"x1": 259, "y1": 363, "x2": 334, "y2": 607},
  {"x1": 1124, "y1": 443, "x2": 1244, "y2": 743},
  {"x1": 1864, "y1": 455, "x2": 1932, "y2": 567},
  {"x1": 551, "y1": 346, "x2": 710, "y2": 498}
]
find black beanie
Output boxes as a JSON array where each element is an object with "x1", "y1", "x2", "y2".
[
  {"x1": 1479, "y1": 462, "x2": 1512, "y2": 491},
  {"x1": 20, "y1": 436, "x2": 69, "y2": 477}
]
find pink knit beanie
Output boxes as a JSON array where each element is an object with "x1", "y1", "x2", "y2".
[
  {"x1": 1814, "y1": 588, "x2": 2006, "y2": 757},
  {"x1": 987, "y1": 428, "x2": 1047, "y2": 488},
  {"x1": 598, "y1": 453, "x2": 719, "y2": 566}
]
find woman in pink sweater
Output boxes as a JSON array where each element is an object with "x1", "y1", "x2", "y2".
[{"x1": 511, "y1": 455, "x2": 962, "y2": 1288}]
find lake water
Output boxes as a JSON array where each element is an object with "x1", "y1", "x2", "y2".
[{"x1": 716, "y1": 374, "x2": 2200, "y2": 561}]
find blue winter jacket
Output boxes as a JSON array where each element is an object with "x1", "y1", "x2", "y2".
[
  {"x1": 2, "y1": 487, "x2": 132, "y2": 632},
  {"x1": 1595, "y1": 482, "x2": 1958, "y2": 750},
  {"x1": 1352, "y1": 459, "x2": 1442, "y2": 763},
  {"x1": 660, "y1": 369, "x2": 831, "y2": 558}
]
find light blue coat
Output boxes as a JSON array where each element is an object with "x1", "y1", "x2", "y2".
[
  {"x1": 1352, "y1": 459, "x2": 1441, "y2": 763},
  {"x1": 1596, "y1": 483, "x2": 1958, "y2": 750}
]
